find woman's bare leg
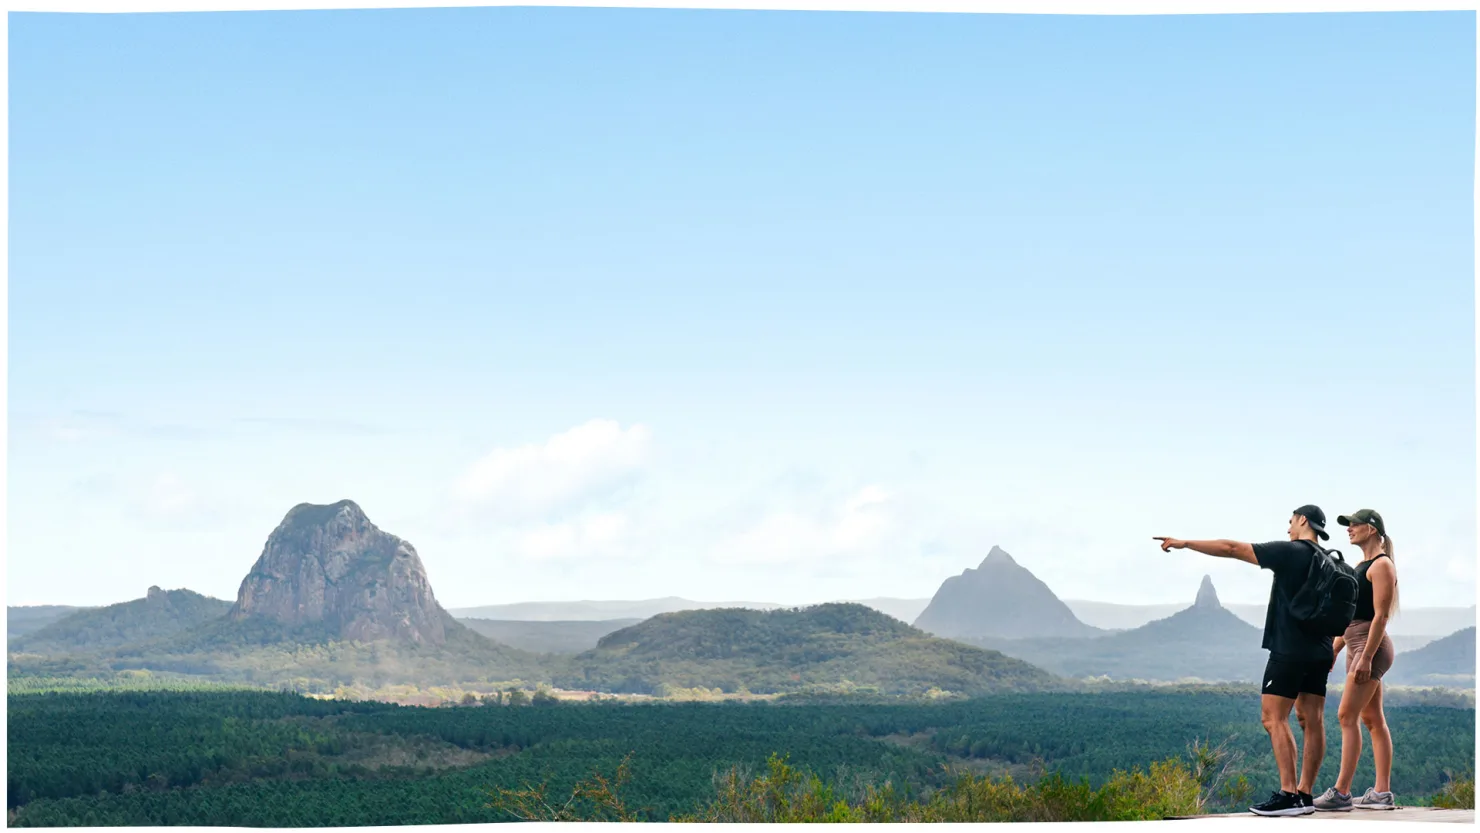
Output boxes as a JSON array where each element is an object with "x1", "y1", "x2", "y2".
[
  {"x1": 1335, "y1": 674, "x2": 1380, "y2": 794},
  {"x1": 1361, "y1": 683, "x2": 1393, "y2": 793}
]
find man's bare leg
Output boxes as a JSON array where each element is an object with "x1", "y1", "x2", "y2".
[
  {"x1": 1294, "y1": 692, "x2": 1326, "y2": 794},
  {"x1": 1261, "y1": 694, "x2": 1299, "y2": 793}
]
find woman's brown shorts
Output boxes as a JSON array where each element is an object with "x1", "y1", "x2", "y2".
[{"x1": 1344, "y1": 619, "x2": 1395, "y2": 681}]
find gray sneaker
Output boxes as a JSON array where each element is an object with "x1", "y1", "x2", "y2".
[
  {"x1": 1353, "y1": 787, "x2": 1397, "y2": 810},
  {"x1": 1312, "y1": 787, "x2": 1353, "y2": 812}
]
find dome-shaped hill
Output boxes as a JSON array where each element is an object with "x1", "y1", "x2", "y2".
[{"x1": 555, "y1": 602, "x2": 1058, "y2": 696}]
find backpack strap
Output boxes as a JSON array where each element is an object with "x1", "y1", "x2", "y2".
[{"x1": 1302, "y1": 539, "x2": 1346, "y2": 564}]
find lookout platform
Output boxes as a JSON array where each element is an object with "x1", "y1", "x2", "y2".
[{"x1": 1175, "y1": 807, "x2": 1473, "y2": 823}]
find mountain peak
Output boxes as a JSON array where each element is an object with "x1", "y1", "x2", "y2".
[
  {"x1": 917, "y1": 548, "x2": 1098, "y2": 640},
  {"x1": 981, "y1": 545, "x2": 1017, "y2": 567},
  {"x1": 230, "y1": 501, "x2": 447, "y2": 645},
  {"x1": 1194, "y1": 575, "x2": 1221, "y2": 610},
  {"x1": 282, "y1": 500, "x2": 366, "y2": 529}
]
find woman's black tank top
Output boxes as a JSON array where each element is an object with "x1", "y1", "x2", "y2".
[{"x1": 1355, "y1": 554, "x2": 1391, "y2": 622}]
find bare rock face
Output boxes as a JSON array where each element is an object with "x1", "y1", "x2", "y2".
[
  {"x1": 1194, "y1": 575, "x2": 1221, "y2": 610},
  {"x1": 229, "y1": 500, "x2": 447, "y2": 645}
]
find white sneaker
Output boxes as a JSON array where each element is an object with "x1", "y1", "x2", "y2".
[
  {"x1": 1353, "y1": 787, "x2": 1397, "y2": 810},
  {"x1": 1312, "y1": 787, "x2": 1353, "y2": 812}
]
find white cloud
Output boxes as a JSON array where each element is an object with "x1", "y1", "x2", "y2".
[
  {"x1": 712, "y1": 484, "x2": 896, "y2": 565},
  {"x1": 454, "y1": 419, "x2": 651, "y2": 520},
  {"x1": 516, "y1": 511, "x2": 632, "y2": 561}
]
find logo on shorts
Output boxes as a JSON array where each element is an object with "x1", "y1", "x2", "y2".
[{"x1": 1265, "y1": 681, "x2": 1273, "y2": 688}]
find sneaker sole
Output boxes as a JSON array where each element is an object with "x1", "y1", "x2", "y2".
[
  {"x1": 1250, "y1": 807, "x2": 1314, "y2": 816},
  {"x1": 1315, "y1": 805, "x2": 1354, "y2": 812},
  {"x1": 1355, "y1": 805, "x2": 1397, "y2": 811}
]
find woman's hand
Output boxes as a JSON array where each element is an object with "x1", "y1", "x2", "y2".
[{"x1": 1353, "y1": 655, "x2": 1373, "y2": 685}]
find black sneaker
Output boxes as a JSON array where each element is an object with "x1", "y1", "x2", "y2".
[
  {"x1": 1298, "y1": 791, "x2": 1315, "y2": 811},
  {"x1": 1250, "y1": 790, "x2": 1311, "y2": 817}
]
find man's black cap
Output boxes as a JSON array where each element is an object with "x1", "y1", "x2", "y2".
[
  {"x1": 1294, "y1": 504, "x2": 1330, "y2": 541},
  {"x1": 1338, "y1": 508, "x2": 1386, "y2": 537}
]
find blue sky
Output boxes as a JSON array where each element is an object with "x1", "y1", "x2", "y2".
[{"x1": 9, "y1": 9, "x2": 1476, "y2": 611}]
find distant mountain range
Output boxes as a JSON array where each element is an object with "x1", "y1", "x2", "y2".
[
  {"x1": 1385, "y1": 627, "x2": 1476, "y2": 688},
  {"x1": 441, "y1": 591, "x2": 1471, "y2": 639},
  {"x1": 446, "y1": 598, "x2": 786, "y2": 622},
  {"x1": 969, "y1": 577, "x2": 1268, "y2": 683},
  {"x1": 5, "y1": 501, "x2": 1057, "y2": 697},
  {"x1": 445, "y1": 596, "x2": 932, "y2": 624},
  {"x1": 458, "y1": 618, "x2": 643, "y2": 654},
  {"x1": 7, "y1": 605, "x2": 90, "y2": 639},
  {"x1": 18, "y1": 596, "x2": 1468, "y2": 644},
  {"x1": 10, "y1": 514, "x2": 1473, "y2": 692},
  {"x1": 1058, "y1": 601, "x2": 1472, "y2": 640}
]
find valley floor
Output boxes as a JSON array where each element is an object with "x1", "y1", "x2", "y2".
[{"x1": 7, "y1": 687, "x2": 1474, "y2": 826}]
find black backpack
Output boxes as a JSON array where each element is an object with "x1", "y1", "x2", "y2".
[{"x1": 1287, "y1": 540, "x2": 1359, "y2": 637}]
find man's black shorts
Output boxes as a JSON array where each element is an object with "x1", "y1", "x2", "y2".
[{"x1": 1262, "y1": 654, "x2": 1331, "y2": 699}]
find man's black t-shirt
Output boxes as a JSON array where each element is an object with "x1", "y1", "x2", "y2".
[{"x1": 1252, "y1": 539, "x2": 1335, "y2": 664}]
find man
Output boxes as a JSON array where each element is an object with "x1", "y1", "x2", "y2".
[{"x1": 1155, "y1": 505, "x2": 1336, "y2": 817}]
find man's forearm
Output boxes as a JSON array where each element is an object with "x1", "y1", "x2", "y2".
[{"x1": 1182, "y1": 540, "x2": 1255, "y2": 561}]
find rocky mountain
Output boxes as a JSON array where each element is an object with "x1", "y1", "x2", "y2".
[
  {"x1": 969, "y1": 576, "x2": 1267, "y2": 683},
  {"x1": 9, "y1": 588, "x2": 231, "y2": 656},
  {"x1": 229, "y1": 500, "x2": 446, "y2": 645},
  {"x1": 456, "y1": 618, "x2": 643, "y2": 654},
  {"x1": 913, "y1": 546, "x2": 1100, "y2": 640},
  {"x1": 1193, "y1": 575, "x2": 1220, "y2": 609},
  {"x1": 1384, "y1": 627, "x2": 1476, "y2": 688},
  {"x1": 10, "y1": 501, "x2": 545, "y2": 691},
  {"x1": 553, "y1": 603, "x2": 1059, "y2": 696}
]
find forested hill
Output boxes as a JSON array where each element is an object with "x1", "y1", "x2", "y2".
[
  {"x1": 551, "y1": 603, "x2": 1059, "y2": 696},
  {"x1": 101, "y1": 609, "x2": 546, "y2": 689},
  {"x1": 1388, "y1": 627, "x2": 1476, "y2": 688},
  {"x1": 9, "y1": 588, "x2": 231, "y2": 656}
]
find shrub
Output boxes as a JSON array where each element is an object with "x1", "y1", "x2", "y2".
[
  {"x1": 495, "y1": 751, "x2": 1206, "y2": 822},
  {"x1": 1433, "y1": 773, "x2": 1475, "y2": 810}
]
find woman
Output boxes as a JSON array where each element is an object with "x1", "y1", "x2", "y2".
[{"x1": 1312, "y1": 508, "x2": 1399, "y2": 812}]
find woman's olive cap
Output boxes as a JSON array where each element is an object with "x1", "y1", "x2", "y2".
[{"x1": 1337, "y1": 509, "x2": 1385, "y2": 536}]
